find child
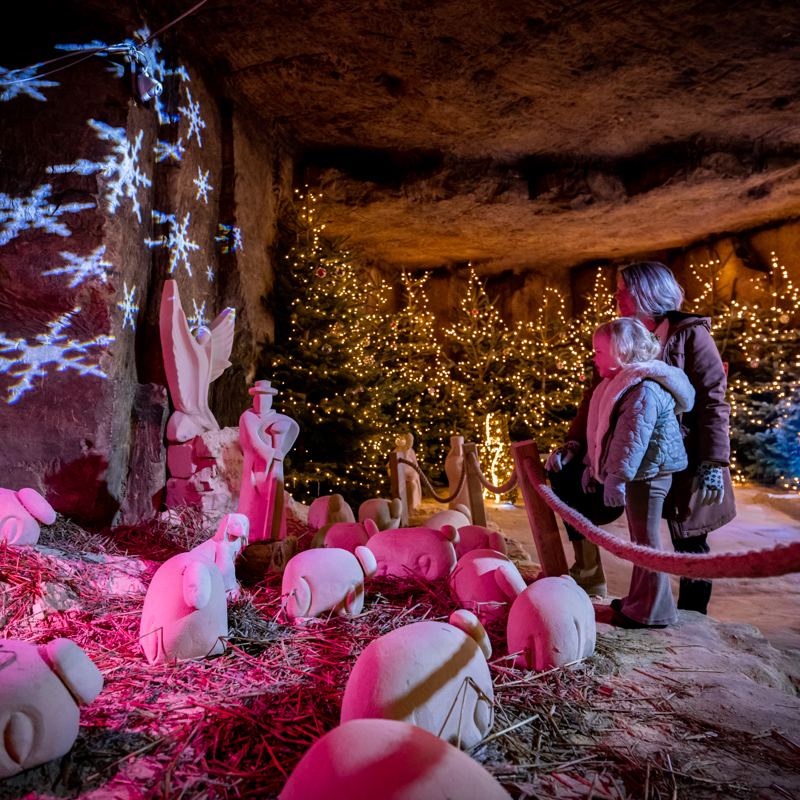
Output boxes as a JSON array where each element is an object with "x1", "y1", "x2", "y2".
[{"x1": 583, "y1": 318, "x2": 695, "y2": 627}]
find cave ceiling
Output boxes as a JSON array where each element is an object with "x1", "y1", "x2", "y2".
[{"x1": 45, "y1": 1, "x2": 800, "y2": 275}]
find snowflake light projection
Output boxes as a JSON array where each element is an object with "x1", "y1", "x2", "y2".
[
  {"x1": 43, "y1": 246, "x2": 112, "y2": 287},
  {"x1": 47, "y1": 120, "x2": 152, "y2": 223},
  {"x1": 169, "y1": 65, "x2": 190, "y2": 82},
  {"x1": 145, "y1": 210, "x2": 199, "y2": 276},
  {"x1": 206, "y1": 264, "x2": 214, "y2": 282},
  {"x1": 117, "y1": 282, "x2": 139, "y2": 330},
  {"x1": 0, "y1": 308, "x2": 114, "y2": 404},
  {"x1": 216, "y1": 223, "x2": 243, "y2": 254},
  {"x1": 193, "y1": 168, "x2": 213, "y2": 203},
  {"x1": 187, "y1": 300, "x2": 209, "y2": 328},
  {"x1": 0, "y1": 185, "x2": 94, "y2": 246},
  {"x1": 54, "y1": 41, "x2": 125, "y2": 78},
  {"x1": 0, "y1": 65, "x2": 59, "y2": 102},
  {"x1": 154, "y1": 138, "x2": 185, "y2": 163},
  {"x1": 179, "y1": 88, "x2": 206, "y2": 147}
]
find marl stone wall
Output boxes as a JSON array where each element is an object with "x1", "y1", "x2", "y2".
[{"x1": 0, "y1": 10, "x2": 292, "y2": 527}]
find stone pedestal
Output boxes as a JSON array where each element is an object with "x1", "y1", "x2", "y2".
[{"x1": 165, "y1": 427, "x2": 242, "y2": 524}]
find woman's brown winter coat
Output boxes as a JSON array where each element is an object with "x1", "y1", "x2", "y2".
[{"x1": 567, "y1": 311, "x2": 736, "y2": 538}]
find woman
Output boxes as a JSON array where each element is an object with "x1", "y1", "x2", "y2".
[{"x1": 546, "y1": 261, "x2": 736, "y2": 614}]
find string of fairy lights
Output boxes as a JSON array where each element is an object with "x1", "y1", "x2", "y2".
[
  {"x1": 688, "y1": 251, "x2": 800, "y2": 489},
  {"x1": 265, "y1": 191, "x2": 800, "y2": 501}
]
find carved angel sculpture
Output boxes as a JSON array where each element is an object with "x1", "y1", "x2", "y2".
[{"x1": 160, "y1": 279, "x2": 236, "y2": 443}]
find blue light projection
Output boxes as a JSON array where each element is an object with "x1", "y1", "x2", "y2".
[
  {"x1": 0, "y1": 307, "x2": 114, "y2": 404},
  {"x1": 187, "y1": 299, "x2": 209, "y2": 328},
  {"x1": 193, "y1": 168, "x2": 213, "y2": 203},
  {"x1": 43, "y1": 246, "x2": 112, "y2": 287},
  {"x1": 169, "y1": 65, "x2": 190, "y2": 82},
  {"x1": 145, "y1": 210, "x2": 199, "y2": 276},
  {"x1": 0, "y1": 185, "x2": 94, "y2": 246},
  {"x1": 206, "y1": 264, "x2": 214, "y2": 282},
  {"x1": 48, "y1": 120, "x2": 152, "y2": 223},
  {"x1": 179, "y1": 88, "x2": 206, "y2": 147},
  {"x1": 0, "y1": 65, "x2": 59, "y2": 102},
  {"x1": 117, "y1": 282, "x2": 139, "y2": 330},
  {"x1": 54, "y1": 41, "x2": 125, "y2": 78},
  {"x1": 154, "y1": 138, "x2": 185, "y2": 163},
  {"x1": 216, "y1": 223, "x2": 243, "y2": 254}
]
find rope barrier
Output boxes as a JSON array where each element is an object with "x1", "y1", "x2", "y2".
[
  {"x1": 523, "y1": 457, "x2": 800, "y2": 579},
  {"x1": 466, "y1": 452, "x2": 518, "y2": 494},
  {"x1": 397, "y1": 457, "x2": 468, "y2": 503}
]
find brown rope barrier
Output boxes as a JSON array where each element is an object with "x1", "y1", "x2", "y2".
[
  {"x1": 397, "y1": 457, "x2": 468, "y2": 504},
  {"x1": 523, "y1": 457, "x2": 800, "y2": 579},
  {"x1": 466, "y1": 451, "x2": 518, "y2": 494}
]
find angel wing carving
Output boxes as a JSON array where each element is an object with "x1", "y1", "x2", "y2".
[{"x1": 160, "y1": 279, "x2": 236, "y2": 442}]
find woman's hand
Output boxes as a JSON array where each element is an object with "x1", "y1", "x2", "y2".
[
  {"x1": 545, "y1": 440, "x2": 581, "y2": 472},
  {"x1": 693, "y1": 462, "x2": 725, "y2": 506},
  {"x1": 581, "y1": 466, "x2": 596, "y2": 494}
]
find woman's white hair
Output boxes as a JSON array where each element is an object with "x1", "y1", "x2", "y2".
[
  {"x1": 620, "y1": 261, "x2": 684, "y2": 317},
  {"x1": 595, "y1": 317, "x2": 660, "y2": 365}
]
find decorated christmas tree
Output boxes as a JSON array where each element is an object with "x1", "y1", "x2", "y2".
[
  {"x1": 257, "y1": 191, "x2": 394, "y2": 503},
  {"x1": 359, "y1": 271, "x2": 453, "y2": 479},
  {"x1": 442, "y1": 270, "x2": 519, "y2": 489},
  {"x1": 721, "y1": 253, "x2": 800, "y2": 488}
]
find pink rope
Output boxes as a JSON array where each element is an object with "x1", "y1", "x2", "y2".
[{"x1": 524, "y1": 458, "x2": 800, "y2": 579}]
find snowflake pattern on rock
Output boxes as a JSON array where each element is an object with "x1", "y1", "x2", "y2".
[
  {"x1": 54, "y1": 41, "x2": 125, "y2": 78},
  {"x1": 0, "y1": 65, "x2": 59, "y2": 102},
  {"x1": 47, "y1": 120, "x2": 152, "y2": 223},
  {"x1": 145, "y1": 210, "x2": 199, "y2": 277},
  {"x1": 0, "y1": 185, "x2": 94, "y2": 246},
  {"x1": 154, "y1": 139, "x2": 185, "y2": 163},
  {"x1": 206, "y1": 264, "x2": 214, "y2": 282},
  {"x1": 216, "y1": 223, "x2": 243, "y2": 254},
  {"x1": 43, "y1": 246, "x2": 112, "y2": 287},
  {"x1": 179, "y1": 88, "x2": 206, "y2": 147},
  {"x1": 193, "y1": 167, "x2": 213, "y2": 203},
  {"x1": 0, "y1": 308, "x2": 114, "y2": 404},
  {"x1": 187, "y1": 299, "x2": 209, "y2": 328},
  {"x1": 117, "y1": 282, "x2": 139, "y2": 330}
]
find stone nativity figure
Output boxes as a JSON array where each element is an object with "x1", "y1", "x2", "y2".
[
  {"x1": 393, "y1": 432, "x2": 422, "y2": 512},
  {"x1": 160, "y1": 279, "x2": 236, "y2": 443},
  {"x1": 238, "y1": 380, "x2": 299, "y2": 542}
]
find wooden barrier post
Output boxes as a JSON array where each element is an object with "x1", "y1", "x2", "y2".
[
  {"x1": 511, "y1": 439, "x2": 568, "y2": 577},
  {"x1": 463, "y1": 442, "x2": 487, "y2": 526},
  {"x1": 388, "y1": 451, "x2": 409, "y2": 527}
]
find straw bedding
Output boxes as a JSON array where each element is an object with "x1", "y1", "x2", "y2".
[{"x1": 0, "y1": 512, "x2": 797, "y2": 799}]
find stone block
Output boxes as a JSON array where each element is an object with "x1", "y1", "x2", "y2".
[{"x1": 167, "y1": 442, "x2": 197, "y2": 479}]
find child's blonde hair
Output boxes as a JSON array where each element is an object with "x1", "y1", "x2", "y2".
[{"x1": 595, "y1": 317, "x2": 660, "y2": 366}]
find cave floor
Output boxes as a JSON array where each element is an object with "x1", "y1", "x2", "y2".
[{"x1": 479, "y1": 485, "x2": 800, "y2": 654}]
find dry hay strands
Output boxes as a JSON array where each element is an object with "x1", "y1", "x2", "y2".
[{"x1": 101, "y1": 506, "x2": 216, "y2": 562}]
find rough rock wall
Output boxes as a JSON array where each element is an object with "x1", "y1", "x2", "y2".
[{"x1": 0, "y1": 10, "x2": 289, "y2": 527}]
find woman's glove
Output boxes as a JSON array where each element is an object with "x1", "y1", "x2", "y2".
[
  {"x1": 693, "y1": 462, "x2": 725, "y2": 506},
  {"x1": 603, "y1": 477, "x2": 627, "y2": 508},
  {"x1": 545, "y1": 440, "x2": 581, "y2": 473},
  {"x1": 581, "y1": 466, "x2": 596, "y2": 494}
]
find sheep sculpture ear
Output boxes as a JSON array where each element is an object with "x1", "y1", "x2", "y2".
[
  {"x1": 43, "y1": 639, "x2": 104, "y2": 705},
  {"x1": 449, "y1": 609, "x2": 492, "y2": 660},
  {"x1": 183, "y1": 561, "x2": 212, "y2": 610},
  {"x1": 494, "y1": 563, "x2": 527, "y2": 603},
  {"x1": 487, "y1": 531, "x2": 508, "y2": 555},
  {"x1": 364, "y1": 518, "x2": 379, "y2": 539},
  {"x1": 287, "y1": 575, "x2": 312, "y2": 619},
  {"x1": 355, "y1": 545, "x2": 378, "y2": 579},
  {"x1": 17, "y1": 488, "x2": 56, "y2": 525},
  {"x1": 440, "y1": 524, "x2": 460, "y2": 545}
]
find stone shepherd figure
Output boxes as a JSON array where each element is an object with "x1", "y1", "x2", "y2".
[{"x1": 238, "y1": 380, "x2": 299, "y2": 542}]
